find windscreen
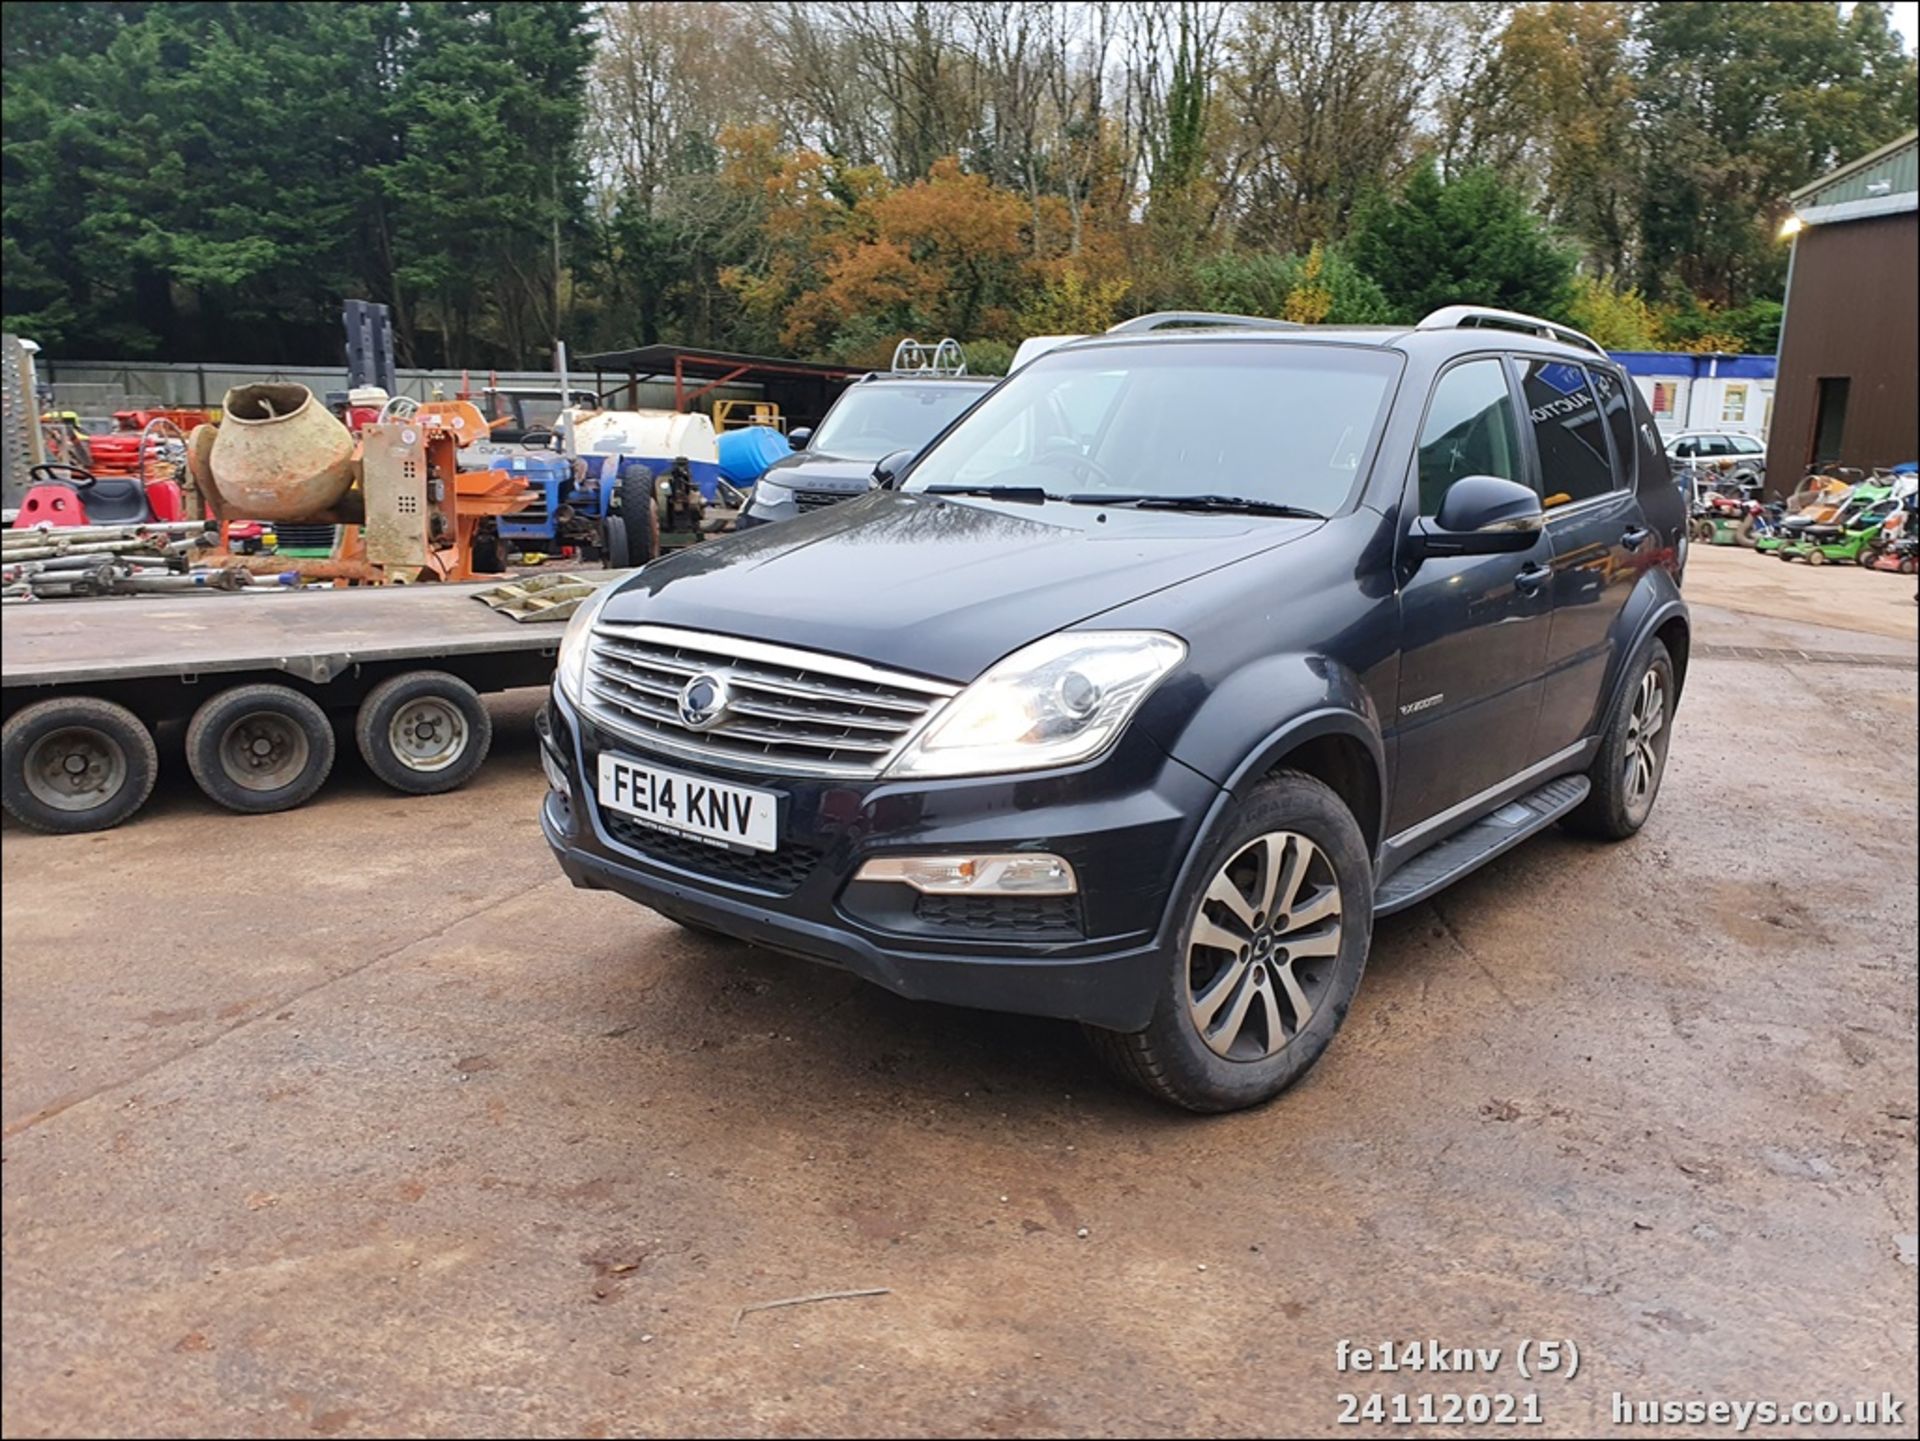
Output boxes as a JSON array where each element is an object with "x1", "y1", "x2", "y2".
[
  {"x1": 809, "y1": 384, "x2": 987, "y2": 461},
  {"x1": 903, "y1": 341, "x2": 1400, "y2": 512}
]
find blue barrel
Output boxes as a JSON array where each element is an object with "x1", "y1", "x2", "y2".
[{"x1": 715, "y1": 426, "x2": 795, "y2": 486}]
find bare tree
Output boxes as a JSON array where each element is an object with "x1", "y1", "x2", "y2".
[
  {"x1": 829, "y1": 1, "x2": 979, "y2": 180},
  {"x1": 763, "y1": 2, "x2": 886, "y2": 164},
  {"x1": 1038, "y1": 1, "x2": 1119, "y2": 254},
  {"x1": 1219, "y1": 1, "x2": 1451, "y2": 250}
]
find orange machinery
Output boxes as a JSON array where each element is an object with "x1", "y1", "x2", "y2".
[{"x1": 186, "y1": 399, "x2": 533, "y2": 583}]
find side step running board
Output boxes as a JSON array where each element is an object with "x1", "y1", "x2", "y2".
[{"x1": 1374, "y1": 775, "x2": 1591, "y2": 916}]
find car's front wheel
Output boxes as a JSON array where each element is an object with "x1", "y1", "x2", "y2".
[{"x1": 1084, "y1": 772, "x2": 1373, "y2": 1113}]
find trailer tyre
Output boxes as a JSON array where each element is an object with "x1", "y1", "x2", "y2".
[
  {"x1": 356, "y1": 671, "x2": 492, "y2": 795},
  {"x1": 2, "y1": 697, "x2": 159, "y2": 834},
  {"x1": 618, "y1": 464, "x2": 661, "y2": 566},
  {"x1": 186, "y1": 684, "x2": 335, "y2": 814}
]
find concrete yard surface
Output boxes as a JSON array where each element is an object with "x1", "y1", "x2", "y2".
[{"x1": 3, "y1": 554, "x2": 1916, "y2": 1437}]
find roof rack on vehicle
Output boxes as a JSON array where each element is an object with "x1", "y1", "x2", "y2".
[
  {"x1": 1105, "y1": 311, "x2": 1303, "y2": 334},
  {"x1": 1415, "y1": 305, "x2": 1607, "y2": 358},
  {"x1": 891, "y1": 337, "x2": 968, "y2": 376}
]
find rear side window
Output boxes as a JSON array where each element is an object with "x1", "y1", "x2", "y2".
[
  {"x1": 1416, "y1": 360, "x2": 1525, "y2": 515},
  {"x1": 1590, "y1": 367, "x2": 1637, "y2": 489},
  {"x1": 1519, "y1": 359, "x2": 1613, "y2": 508}
]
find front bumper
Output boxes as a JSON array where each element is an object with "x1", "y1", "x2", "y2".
[{"x1": 538, "y1": 685, "x2": 1221, "y2": 1031}]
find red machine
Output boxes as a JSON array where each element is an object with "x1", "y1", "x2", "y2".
[{"x1": 14, "y1": 417, "x2": 193, "y2": 527}]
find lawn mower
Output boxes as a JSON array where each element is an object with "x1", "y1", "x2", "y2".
[
  {"x1": 1754, "y1": 469, "x2": 1860, "y2": 554},
  {"x1": 1776, "y1": 486, "x2": 1895, "y2": 565},
  {"x1": 1861, "y1": 493, "x2": 1919, "y2": 574},
  {"x1": 9, "y1": 416, "x2": 194, "y2": 529},
  {"x1": 1686, "y1": 468, "x2": 1769, "y2": 545}
]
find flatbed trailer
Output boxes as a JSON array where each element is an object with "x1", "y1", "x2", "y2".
[{"x1": 2, "y1": 577, "x2": 608, "y2": 833}]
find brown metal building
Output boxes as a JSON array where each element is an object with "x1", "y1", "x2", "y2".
[{"x1": 1767, "y1": 130, "x2": 1918, "y2": 494}]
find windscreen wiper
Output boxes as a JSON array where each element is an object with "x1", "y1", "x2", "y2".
[
  {"x1": 1070, "y1": 492, "x2": 1325, "y2": 519},
  {"x1": 923, "y1": 485, "x2": 1057, "y2": 503}
]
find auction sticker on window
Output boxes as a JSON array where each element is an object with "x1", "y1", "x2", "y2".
[{"x1": 597, "y1": 753, "x2": 778, "y2": 852}]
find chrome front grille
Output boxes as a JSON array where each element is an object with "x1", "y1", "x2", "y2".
[
  {"x1": 794, "y1": 490, "x2": 848, "y2": 512},
  {"x1": 584, "y1": 623, "x2": 957, "y2": 778}
]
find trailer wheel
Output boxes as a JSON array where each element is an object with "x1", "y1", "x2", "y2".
[
  {"x1": 2, "y1": 697, "x2": 159, "y2": 834},
  {"x1": 618, "y1": 464, "x2": 661, "y2": 566},
  {"x1": 186, "y1": 684, "x2": 335, "y2": 814},
  {"x1": 355, "y1": 671, "x2": 493, "y2": 795}
]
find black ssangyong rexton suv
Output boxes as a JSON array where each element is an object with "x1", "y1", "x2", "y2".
[{"x1": 541, "y1": 307, "x2": 1689, "y2": 1111}]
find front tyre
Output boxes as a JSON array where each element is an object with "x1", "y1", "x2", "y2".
[
  {"x1": 1084, "y1": 772, "x2": 1373, "y2": 1113},
  {"x1": 1563, "y1": 640, "x2": 1675, "y2": 842}
]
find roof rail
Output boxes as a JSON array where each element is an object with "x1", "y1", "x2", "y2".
[
  {"x1": 1416, "y1": 305, "x2": 1606, "y2": 357},
  {"x1": 1106, "y1": 311, "x2": 1303, "y2": 335},
  {"x1": 891, "y1": 337, "x2": 968, "y2": 376}
]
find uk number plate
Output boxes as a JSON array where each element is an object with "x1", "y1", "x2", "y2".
[{"x1": 596, "y1": 753, "x2": 778, "y2": 852}]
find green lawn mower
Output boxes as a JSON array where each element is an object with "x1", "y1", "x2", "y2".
[{"x1": 1776, "y1": 489, "x2": 1895, "y2": 565}]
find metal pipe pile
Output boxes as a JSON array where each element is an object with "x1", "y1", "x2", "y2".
[{"x1": 1, "y1": 521, "x2": 263, "y2": 602}]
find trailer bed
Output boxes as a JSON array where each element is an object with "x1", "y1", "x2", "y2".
[
  {"x1": 3, "y1": 577, "x2": 603, "y2": 689},
  {"x1": 2, "y1": 575, "x2": 621, "y2": 832}
]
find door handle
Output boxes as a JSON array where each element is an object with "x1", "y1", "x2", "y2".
[
  {"x1": 1621, "y1": 525, "x2": 1651, "y2": 551},
  {"x1": 1514, "y1": 562, "x2": 1552, "y2": 594}
]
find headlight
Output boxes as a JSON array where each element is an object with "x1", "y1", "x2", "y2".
[
  {"x1": 751, "y1": 479, "x2": 794, "y2": 510},
  {"x1": 555, "y1": 578, "x2": 620, "y2": 704},
  {"x1": 887, "y1": 631, "x2": 1185, "y2": 778}
]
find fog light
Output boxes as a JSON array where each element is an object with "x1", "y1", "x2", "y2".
[
  {"x1": 854, "y1": 853, "x2": 1077, "y2": 895},
  {"x1": 540, "y1": 745, "x2": 571, "y2": 795}
]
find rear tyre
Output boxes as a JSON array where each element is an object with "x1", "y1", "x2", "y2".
[
  {"x1": 355, "y1": 671, "x2": 492, "y2": 795},
  {"x1": 2, "y1": 697, "x2": 158, "y2": 834},
  {"x1": 618, "y1": 465, "x2": 661, "y2": 566},
  {"x1": 1083, "y1": 772, "x2": 1373, "y2": 1113},
  {"x1": 186, "y1": 684, "x2": 335, "y2": 814},
  {"x1": 1563, "y1": 640, "x2": 1675, "y2": 842}
]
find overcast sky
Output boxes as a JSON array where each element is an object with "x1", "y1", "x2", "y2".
[{"x1": 1882, "y1": 1, "x2": 1918, "y2": 50}]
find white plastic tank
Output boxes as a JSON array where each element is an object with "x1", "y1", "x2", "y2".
[{"x1": 569, "y1": 408, "x2": 718, "y2": 465}]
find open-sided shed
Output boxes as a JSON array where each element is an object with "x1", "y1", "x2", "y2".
[{"x1": 577, "y1": 345, "x2": 867, "y2": 433}]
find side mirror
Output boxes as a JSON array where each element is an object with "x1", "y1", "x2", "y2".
[
  {"x1": 872, "y1": 448, "x2": 916, "y2": 489},
  {"x1": 788, "y1": 427, "x2": 812, "y2": 449},
  {"x1": 1411, "y1": 475, "x2": 1544, "y2": 557}
]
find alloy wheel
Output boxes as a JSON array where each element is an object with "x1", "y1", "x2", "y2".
[
  {"x1": 1187, "y1": 831, "x2": 1343, "y2": 1061},
  {"x1": 1622, "y1": 667, "x2": 1668, "y2": 825}
]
